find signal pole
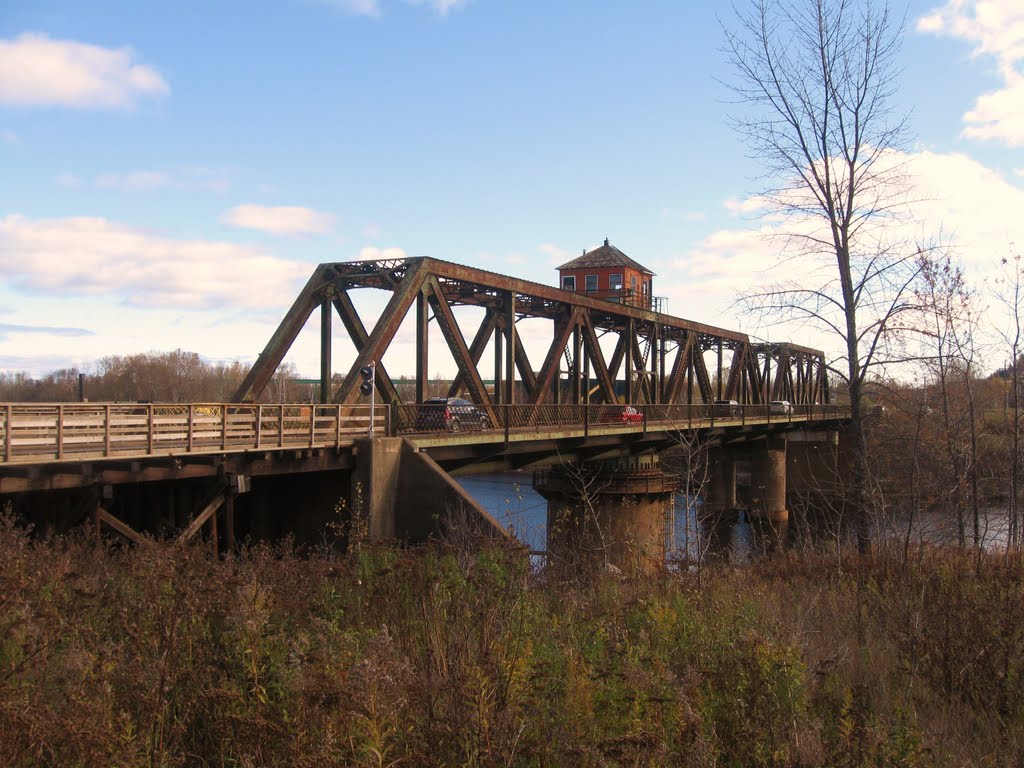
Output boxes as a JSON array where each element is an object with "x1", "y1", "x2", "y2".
[{"x1": 360, "y1": 362, "x2": 376, "y2": 436}]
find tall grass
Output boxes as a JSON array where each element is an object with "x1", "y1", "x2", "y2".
[{"x1": 0, "y1": 517, "x2": 1021, "y2": 766}]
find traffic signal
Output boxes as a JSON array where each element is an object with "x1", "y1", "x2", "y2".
[{"x1": 359, "y1": 363, "x2": 375, "y2": 397}]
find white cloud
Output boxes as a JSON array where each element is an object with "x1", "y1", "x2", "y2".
[
  {"x1": 670, "y1": 148, "x2": 1024, "y2": 349},
  {"x1": 306, "y1": 0, "x2": 468, "y2": 16},
  {"x1": 0, "y1": 33, "x2": 168, "y2": 109},
  {"x1": 660, "y1": 208, "x2": 707, "y2": 222},
  {"x1": 56, "y1": 173, "x2": 83, "y2": 189},
  {"x1": 90, "y1": 168, "x2": 231, "y2": 193},
  {"x1": 357, "y1": 245, "x2": 407, "y2": 260},
  {"x1": 0, "y1": 214, "x2": 311, "y2": 309},
  {"x1": 404, "y1": 0, "x2": 469, "y2": 15},
  {"x1": 538, "y1": 243, "x2": 572, "y2": 266},
  {"x1": 0, "y1": 322, "x2": 93, "y2": 339},
  {"x1": 306, "y1": 0, "x2": 381, "y2": 17},
  {"x1": 222, "y1": 204, "x2": 335, "y2": 235},
  {"x1": 918, "y1": 1, "x2": 1024, "y2": 145},
  {"x1": 96, "y1": 171, "x2": 171, "y2": 191}
]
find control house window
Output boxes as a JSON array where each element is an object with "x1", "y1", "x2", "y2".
[
  {"x1": 562, "y1": 275, "x2": 576, "y2": 291},
  {"x1": 585, "y1": 274, "x2": 599, "y2": 293},
  {"x1": 610, "y1": 273, "x2": 623, "y2": 290}
]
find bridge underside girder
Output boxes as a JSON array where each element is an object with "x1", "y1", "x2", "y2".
[{"x1": 232, "y1": 258, "x2": 830, "y2": 410}]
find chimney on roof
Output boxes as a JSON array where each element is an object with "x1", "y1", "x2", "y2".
[{"x1": 604, "y1": 238, "x2": 609, "y2": 246}]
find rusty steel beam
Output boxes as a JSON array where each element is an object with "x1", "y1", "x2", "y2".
[
  {"x1": 448, "y1": 308, "x2": 498, "y2": 398},
  {"x1": 233, "y1": 266, "x2": 328, "y2": 402},
  {"x1": 580, "y1": 311, "x2": 616, "y2": 404},
  {"x1": 320, "y1": 299, "x2": 332, "y2": 403},
  {"x1": 425, "y1": 276, "x2": 497, "y2": 425},
  {"x1": 503, "y1": 291, "x2": 516, "y2": 405},
  {"x1": 234, "y1": 256, "x2": 831, "y2": 411},
  {"x1": 332, "y1": 257, "x2": 750, "y2": 342},
  {"x1": 333, "y1": 291, "x2": 402, "y2": 406},
  {"x1": 334, "y1": 261, "x2": 430, "y2": 405},
  {"x1": 512, "y1": 324, "x2": 537, "y2": 400},
  {"x1": 530, "y1": 307, "x2": 580, "y2": 406}
]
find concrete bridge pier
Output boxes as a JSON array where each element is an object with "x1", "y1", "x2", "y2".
[
  {"x1": 703, "y1": 446, "x2": 739, "y2": 522},
  {"x1": 749, "y1": 438, "x2": 786, "y2": 548},
  {"x1": 786, "y1": 430, "x2": 841, "y2": 506},
  {"x1": 697, "y1": 446, "x2": 740, "y2": 558},
  {"x1": 535, "y1": 455, "x2": 679, "y2": 575}
]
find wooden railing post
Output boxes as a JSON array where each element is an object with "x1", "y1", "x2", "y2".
[
  {"x1": 147, "y1": 404, "x2": 154, "y2": 454},
  {"x1": 4, "y1": 404, "x2": 11, "y2": 462},
  {"x1": 335, "y1": 405, "x2": 342, "y2": 446},
  {"x1": 256, "y1": 405, "x2": 263, "y2": 450},
  {"x1": 278, "y1": 406, "x2": 284, "y2": 447},
  {"x1": 56, "y1": 404, "x2": 64, "y2": 460},
  {"x1": 221, "y1": 405, "x2": 227, "y2": 451},
  {"x1": 187, "y1": 405, "x2": 195, "y2": 452},
  {"x1": 104, "y1": 404, "x2": 111, "y2": 457},
  {"x1": 309, "y1": 405, "x2": 316, "y2": 446}
]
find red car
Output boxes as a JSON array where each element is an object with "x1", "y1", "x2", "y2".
[{"x1": 618, "y1": 406, "x2": 643, "y2": 424}]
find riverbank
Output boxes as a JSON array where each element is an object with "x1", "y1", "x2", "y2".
[{"x1": 1, "y1": 520, "x2": 1021, "y2": 767}]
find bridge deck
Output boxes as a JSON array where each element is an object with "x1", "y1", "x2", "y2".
[{"x1": 0, "y1": 402, "x2": 848, "y2": 468}]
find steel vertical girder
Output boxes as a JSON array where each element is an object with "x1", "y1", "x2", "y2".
[{"x1": 232, "y1": 257, "x2": 831, "y2": 407}]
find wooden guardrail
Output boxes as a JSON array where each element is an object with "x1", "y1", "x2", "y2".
[
  {"x1": 0, "y1": 401, "x2": 850, "y2": 466},
  {"x1": 0, "y1": 403, "x2": 386, "y2": 464}
]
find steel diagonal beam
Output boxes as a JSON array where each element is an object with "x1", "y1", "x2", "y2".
[
  {"x1": 724, "y1": 343, "x2": 747, "y2": 401},
  {"x1": 232, "y1": 266, "x2": 328, "y2": 402},
  {"x1": 448, "y1": 308, "x2": 498, "y2": 398},
  {"x1": 665, "y1": 333, "x2": 694, "y2": 405},
  {"x1": 580, "y1": 310, "x2": 616, "y2": 404},
  {"x1": 606, "y1": 332, "x2": 628, "y2": 383},
  {"x1": 425, "y1": 276, "x2": 497, "y2": 423},
  {"x1": 530, "y1": 307, "x2": 580, "y2": 406},
  {"x1": 771, "y1": 350, "x2": 790, "y2": 401},
  {"x1": 334, "y1": 261, "x2": 430, "y2": 404},
  {"x1": 333, "y1": 290, "x2": 401, "y2": 405},
  {"x1": 512, "y1": 325, "x2": 537, "y2": 399},
  {"x1": 746, "y1": 354, "x2": 765, "y2": 405},
  {"x1": 630, "y1": 332, "x2": 652, "y2": 404},
  {"x1": 692, "y1": 343, "x2": 714, "y2": 404}
]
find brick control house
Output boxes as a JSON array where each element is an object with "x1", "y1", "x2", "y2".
[{"x1": 557, "y1": 239, "x2": 656, "y2": 310}]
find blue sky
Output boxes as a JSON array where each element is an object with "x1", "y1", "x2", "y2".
[{"x1": 1, "y1": 0, "x2": 1022, "y2": 381}]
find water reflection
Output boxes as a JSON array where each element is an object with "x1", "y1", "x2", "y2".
[{"x1": 456, "y1": 471, "x2": 1017, "y2": 560}]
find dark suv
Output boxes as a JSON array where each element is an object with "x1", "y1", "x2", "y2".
[
  {"x1": 713, "y1": 399, "x2": 740, "y2": 417},
  {"x1": 414, "y1": 397, "x2": 491, "y2": 432}
]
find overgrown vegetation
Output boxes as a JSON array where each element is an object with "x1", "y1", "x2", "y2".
[{"x1": 1, "y1": 519, "x2": 1021, "y2": 767}]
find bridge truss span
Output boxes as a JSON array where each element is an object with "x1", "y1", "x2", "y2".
[{"x1": 232, "y1": 257, "x2": 831, "y2": 411}]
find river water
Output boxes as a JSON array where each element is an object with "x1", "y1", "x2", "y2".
[{"x1": 456, "y1": 471, "x2": 1018, "y2": 559}]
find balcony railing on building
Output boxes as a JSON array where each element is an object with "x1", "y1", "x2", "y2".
[{"x1": 583, "y1": 287, "x2": 665, "y2": 313}]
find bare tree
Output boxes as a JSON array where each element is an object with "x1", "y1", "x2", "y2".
[
  {"x1": 724, "y1": 0, "x2": 921, "y2": 551},
  {"x1": 916, "y1": 253, "x2": 984, "y2": 548},
  {"x1": 992, "y1": 252, "x2": 1024, "y2": 553}
]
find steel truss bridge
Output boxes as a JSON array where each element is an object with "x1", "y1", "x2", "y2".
[
  {"x1": 0, "y1": 258, "x2": 848, "y2": 548},
  {"x1": 233, "y1": 257, "x2": 832, "y2": 414}
]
